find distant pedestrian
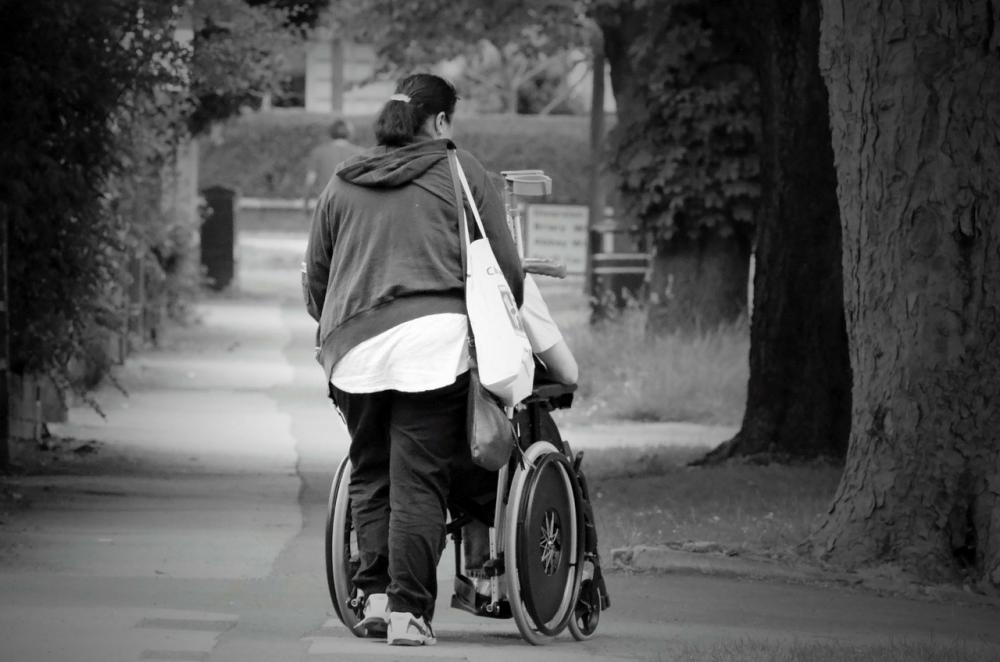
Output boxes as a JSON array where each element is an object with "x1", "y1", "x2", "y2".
[{"x1": 302, "y1": 118, "x2": 364, "y2": 215}]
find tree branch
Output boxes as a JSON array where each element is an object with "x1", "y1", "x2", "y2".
[
  {"x1": 510, "y1": 51, "x2": 565, "y2": 87},
  {"x1": 460, "y1": 63, "x2": 507, "y2": 92},
  {"x1": 538, "y1": 62, "x2": 590, "y2": 115}
]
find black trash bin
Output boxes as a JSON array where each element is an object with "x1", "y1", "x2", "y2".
[{"x1": 200, "y1": 186, "x2": 236, "y2": 290}]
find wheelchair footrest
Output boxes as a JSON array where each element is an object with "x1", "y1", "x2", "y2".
[{"x1": 451, "y1": 575, "x2": 511, "y2": 619}]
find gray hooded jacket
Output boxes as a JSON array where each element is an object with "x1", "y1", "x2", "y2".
[{"x1": 304, "y1": 138, "x2": 524, "y2": 382}]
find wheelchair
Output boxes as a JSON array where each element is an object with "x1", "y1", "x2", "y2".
[{"x1": 324, "y1": 378, "x2": 611, "y2": 645}]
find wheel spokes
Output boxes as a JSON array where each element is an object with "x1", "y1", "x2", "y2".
[{"x1": 538, "y1": 510, "x2": 562, "y2": 575}]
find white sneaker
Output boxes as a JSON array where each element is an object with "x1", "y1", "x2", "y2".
[
  {"x1": 386, "y1": 611, "x2": 436, "y2": 646},
  {"x1": 354, "y1": 592, "x2": 389, "y2": 637}
]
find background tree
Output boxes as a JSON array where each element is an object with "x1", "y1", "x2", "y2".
[
  {"x1": 0, "y1": 0, "x2": 322, "y2": 402},
  {"x1": 328, "y1": 0, "x2": 585, "y2": 114},
  {"x1": 0, "y1": 1, "x2": 187, "y2": 389},
  {"x1": 188, "y1": 0, "x2": 326, "y2": 133},
  {"x1": 590, "y1": 0, "x2": 760, "y2": 332},
  {"x1": 811, "y1": 1, "x2": 1000, "y2": 587},
  {"x1": 516, "y1": 52, "x2": 590, "y2": 115},
  {"x1": 695, "y1": 0, "x2": 850, "y2": 463}
]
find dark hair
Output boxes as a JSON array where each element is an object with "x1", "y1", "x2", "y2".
[
  {"x1": 374, "y1": 73, "x2": 458, "y2": 147},
  {"x1": 328, "y1": 118, "x2": 352, "y2": 140}
]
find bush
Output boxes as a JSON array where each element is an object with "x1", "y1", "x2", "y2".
[{"x1": 199, "y1": 111, "x2": 601, "y2": 204}]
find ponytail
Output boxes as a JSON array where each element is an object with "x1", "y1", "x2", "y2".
[
  {"x1": 374, "y1": 73, "x2": 458, "y2": 147},
  {"x1": 374, "y1": 98, "x2": 421, "y2": 147}
]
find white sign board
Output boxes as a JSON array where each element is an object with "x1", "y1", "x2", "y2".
[{"x1": 524, "y1": 204, "x2": 588, "y2": 275}]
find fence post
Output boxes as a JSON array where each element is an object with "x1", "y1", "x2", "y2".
[
  {"x1": 0, "y1": 212, "x2": 9, "y2": 469},
  {"x1": 585, "y1": 25, "x2": 606, "y2": 296}
]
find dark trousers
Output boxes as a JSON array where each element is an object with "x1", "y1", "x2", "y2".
[{"x1": 331, "y1": 371, "x2": 493, "y2": 621}]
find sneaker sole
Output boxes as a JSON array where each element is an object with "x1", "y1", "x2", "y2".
[{"x1": 388, "y1": 637, "x2": 435, "y2": 646}]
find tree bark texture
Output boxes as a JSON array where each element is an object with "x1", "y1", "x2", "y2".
[
  {"x1": 698, "y1": 0, "x2": 851, "y2": 463},
  {"x1": 813, "y1": 0, "x2": 1000, "y2": 586},
  {"x1": 645, "y1": 234, "x2": 750, "y2": 332}
]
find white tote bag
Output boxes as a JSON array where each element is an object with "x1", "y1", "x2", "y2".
[{"x1": 450, "y1": 152, "x2": 534, "y2": 406}]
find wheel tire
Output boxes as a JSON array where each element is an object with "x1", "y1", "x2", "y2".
[
  {"x1": 325, "y1": 456, "x2": 364, "y2": 635},
  {"x1": 504, "y1": 442, "x2": 584, "y2": 645}
]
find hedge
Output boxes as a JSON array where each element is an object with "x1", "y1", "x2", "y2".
[{"x1": 199, "y1": 111, "x2": 606, "y2": 205}]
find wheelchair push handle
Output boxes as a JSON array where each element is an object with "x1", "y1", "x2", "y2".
[
  {"x1": 501, "y1": 170, "x2": 552, "y2": 198},
  {"x1": 522, "y1": 256, "x2": 567, "y2": 279}
]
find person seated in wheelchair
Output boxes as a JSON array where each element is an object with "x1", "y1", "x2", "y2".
[{"x1": 456, "y1": 272, "x2": 578, "y2": 597}]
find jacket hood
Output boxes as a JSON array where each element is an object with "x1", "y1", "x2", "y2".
[{"x1": 337, "y1": 138, "x2": 452, "y2": 189}]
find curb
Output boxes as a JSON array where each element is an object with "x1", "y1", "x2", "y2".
[
  {"x1": 611, "y1": 544, "x2": 830, "y2": 583},
  {"x1": 610, "y1": 544, "x2": 1000, "y2": 609}
]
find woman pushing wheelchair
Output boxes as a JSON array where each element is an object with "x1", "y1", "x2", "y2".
[{"x1": 304, "y1": 72, "x2": 586, "y2": 648}]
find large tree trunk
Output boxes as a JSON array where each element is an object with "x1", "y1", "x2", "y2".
[
  {"x1": 812, "y1": 1, "x2": 1000, "y2": 587},
  {"x1": 697, "y1": 0, "x2": 851, "y2": 463},
  {"x1": 646, "y1": 234, "x2": 750, "y2": 332}
]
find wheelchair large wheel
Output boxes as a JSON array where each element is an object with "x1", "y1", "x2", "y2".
[
  {"x1": 324, "y1": 456, "x2": 364, "y2": 636},
  {"x1": 504, "y1": 442, "x2": 585, "y2": 645}
]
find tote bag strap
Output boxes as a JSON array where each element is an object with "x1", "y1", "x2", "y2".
[
  {"x1": 453, "y1": 155, "x2": 490, "y2": 240},
  {"x1": 446, "y1": 146, "x2": 479, "y2": 364},
  {"x1": 446, "y1": 147, "x2": 473, "y2": 278}
]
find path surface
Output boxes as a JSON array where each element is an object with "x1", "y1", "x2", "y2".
[{"x1": 0, "y1": 231, "x2": 997, "y2": 662}]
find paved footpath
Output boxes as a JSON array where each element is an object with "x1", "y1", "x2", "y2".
[{"x1": 1, "y1": 232, "x2": 998, "y2": 662}]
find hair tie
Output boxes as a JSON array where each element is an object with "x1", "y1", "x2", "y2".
[{"x1": 388, "y1": 93, "x2": 411, "y2": 103}]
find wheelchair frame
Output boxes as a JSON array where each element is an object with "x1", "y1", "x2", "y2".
[{"x1": 324, "y1": 382, "x2": 610, "y2": 645}]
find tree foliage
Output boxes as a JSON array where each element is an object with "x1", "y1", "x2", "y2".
[
  {"x1": 331, "y1": 0, "x2": 581, "y2": 66},
  {"x1": 0, "y1": 0, "x2": 188, "y2": 382},
  {"x1": 328, "y1": 0, "x2": 586, "y2": 113},
  {"x1": 0, "y1": 0, "x2": 320, "y2": 394},
  {"x1": 592, "y1": 0, "x2": 760, "y2": 246},
  {"x1": 245, "y1": 0, "x2": 327, "y2": 29},
  {"x1": 187, "y1": 0, "x2": 324, "y2": 133}
]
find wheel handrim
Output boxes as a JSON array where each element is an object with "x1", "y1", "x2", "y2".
[{"x1": 327, "y1": 457, "x2": 364, "y2": 634}]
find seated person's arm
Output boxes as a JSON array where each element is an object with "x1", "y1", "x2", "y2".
[
  {"x1": 536, "y1": 338, "x2": 579, "y2": 385},
  {"x1": 520, "y1": 274, "x2": 579, "y2": 385}
]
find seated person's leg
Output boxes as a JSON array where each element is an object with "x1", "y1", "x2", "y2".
[
  {"x1": 450, "y1": 457, "x2": 497, "y2": 574},
  {"x1": 462, "y1": 519, "x2": 491, "y2": 575}
]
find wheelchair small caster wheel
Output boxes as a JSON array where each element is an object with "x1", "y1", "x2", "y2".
[{"x1": 568, "y1": 578, "x2": 601, "y2": 640}]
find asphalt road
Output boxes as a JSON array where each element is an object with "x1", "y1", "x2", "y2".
[{"x1": 0, "y1": 231, "x2": 997, "y2": 662}]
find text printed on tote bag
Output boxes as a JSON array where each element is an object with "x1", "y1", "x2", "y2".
[{"x1": 498, "y1": 286, "x2": 525, "y2": 335}]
